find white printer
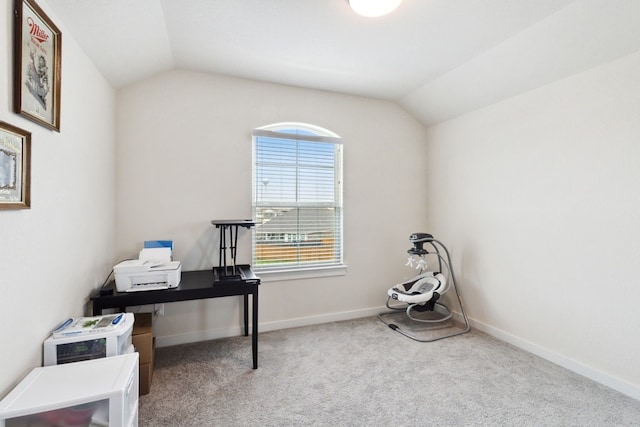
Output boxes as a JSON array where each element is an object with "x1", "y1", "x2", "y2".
[{"x1": 113, "y1": 246, "x2": 181, "y2": 292}]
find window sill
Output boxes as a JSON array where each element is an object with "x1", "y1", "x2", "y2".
[{"x1": 253, "y1": 264, "x2": 347, "y2": 282}]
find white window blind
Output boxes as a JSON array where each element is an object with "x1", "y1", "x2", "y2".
[{"x1": 252, "y1": 125, "x2": 343, "y2": 272}]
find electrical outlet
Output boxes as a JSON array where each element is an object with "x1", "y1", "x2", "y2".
[{"x1": 154, "y1": 304, "x2": 164, "y2": 316}]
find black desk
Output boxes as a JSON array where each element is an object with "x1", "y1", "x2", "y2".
[{"x1": 90, "y1": 266, "x2": 260, "y2": 369}]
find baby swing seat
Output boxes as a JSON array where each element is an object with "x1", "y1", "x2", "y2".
[
  {"x1": 378, "y1": 233, "x2": 470, "y2": 341},
  {"x1": 389, "y1": 271, "x2": 445, "y2": 306}
]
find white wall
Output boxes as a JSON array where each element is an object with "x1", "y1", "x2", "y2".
[
  {"x1": 0, "y1": 1, "x2": 116, "y2": 397},
  {"x1": 115, "y1": 69, "x2": 429, "y2": 343},
  {"x1": 424, "y1": 50, "x2": 640, "y2": 398}
]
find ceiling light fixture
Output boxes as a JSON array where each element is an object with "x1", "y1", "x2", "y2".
[{"x1": 349, "y1": 0, "x2": 402, "y2": 17}]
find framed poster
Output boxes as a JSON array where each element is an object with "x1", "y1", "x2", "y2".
[
  {"x1": 14, "y1": 0, "x2": 62, "y2": 132},
  {"x1": 0, "y1": 122, "x2": 31, "y2": 210}
]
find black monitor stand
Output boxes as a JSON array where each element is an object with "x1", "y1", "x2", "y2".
[{"x1": 211, "y1": 219, "x2": 256, "y2": 282}]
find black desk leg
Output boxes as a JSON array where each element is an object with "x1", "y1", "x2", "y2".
[
  {"x1": 243, "y1": 294, "x2": 249, "y2": 336},
  {"x1": 252, "y1": 289, "x2": 258, "y2": 369}
]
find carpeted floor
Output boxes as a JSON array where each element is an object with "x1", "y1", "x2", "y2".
[{"x1": 139, "y1": 315, "x2": 640, "y2": 426}]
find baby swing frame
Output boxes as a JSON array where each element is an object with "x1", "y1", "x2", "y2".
[{"x1": 378, "y1": 233, "x2": 471, "y2": 342}]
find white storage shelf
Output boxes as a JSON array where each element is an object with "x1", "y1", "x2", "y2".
[
  {"x1": 43, "y1": 313, "x2": 135, "y2": 366},
  {"x1": 0, "y1": 353, "x2": 139, "y2": 427}
]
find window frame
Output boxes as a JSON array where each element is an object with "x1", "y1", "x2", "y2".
[{"x1": 251, "y1": 123, "x2": 346, "y2": 281}]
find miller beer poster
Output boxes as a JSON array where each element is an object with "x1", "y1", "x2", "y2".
[{"x1": 16, "y1": 0, "x2": 61, "y2": 131}]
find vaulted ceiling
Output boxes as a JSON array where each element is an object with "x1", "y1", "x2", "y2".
[{"x1": 47, "y1": 0, "x2": 640, "y2": 126}]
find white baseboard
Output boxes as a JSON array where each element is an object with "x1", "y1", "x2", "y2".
[
  {"x1": 155, "y1": 325, "x2": 245, "y2": 348},
  {"x1": 469, "y1": 318, "x2": 640, "y2": 401},
  {"x1": 154, "y1": 306, "x2": 385, "y2": 348},
  {"x1": 259, "y1": 306, "x2": 385, "y2": 333},
  {"x1": 155, "y1": 307, "x2": 640, "y2": 401}
]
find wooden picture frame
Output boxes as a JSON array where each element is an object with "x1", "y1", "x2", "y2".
[
  {"x1": 0, "y1": 122, "x2": 31, "y2": 210},
  {"x1": 14, "y1": 0, "x2": 62, "y2": 132}
]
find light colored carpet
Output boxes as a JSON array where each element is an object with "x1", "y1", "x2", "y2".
[{"x1": 139, "y1": 315, "x2": 640, "y2": 426}]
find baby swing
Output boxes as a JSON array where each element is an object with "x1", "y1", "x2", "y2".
[{"x1": 378, "y1": 233, "x2": 470, "y2": 342}]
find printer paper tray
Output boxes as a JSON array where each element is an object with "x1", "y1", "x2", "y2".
[{"x1": 125, "y1": 283, "x2": 169, "y2": 292}]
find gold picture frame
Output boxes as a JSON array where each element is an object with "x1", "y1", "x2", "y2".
[
  {"x1": 14, "y1": 0, "x2": 62, "y2": 132},
  {"x1": 0, "y1": 121, "x2": 31, "y2": 210}
]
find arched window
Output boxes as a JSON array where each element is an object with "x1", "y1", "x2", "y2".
[{"x1": 252, "y1": 123, "x2": 344, "y2": 278}]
